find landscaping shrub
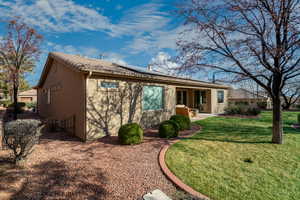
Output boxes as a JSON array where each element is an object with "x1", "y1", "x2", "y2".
[
  {"x1": 8, "y1": 102, "x2": 26, "y2": 113},
  {"x1": 118, "y1": 123, "x2": 143, "y2": 145},
  {"x1": 246, "y1": 107, "x2": 262, "y2": 116},
  {"x1": 298, "y1": 113, "x2": 300, "y2": 124},
  {"x1": 4, "y1": 119, "x2": 43, "y2": 164},
  {"x1": 170, "y1": 115, "x2": 191, "y2": 130},
  {"x1": 257, "y1": 101, "x2": 267, "y2": 109},
  {"x1": 225, "y1": 105, "x2": 261, "y2": 116},
  {"x1": 26, "y1": 102, "x2": 37, "y2": 110},
  {"x1": 0, "y1": 100, "x2": 12, "y2": 107},
  {"x1": 159, "y1": 120, "x2": 179, "y2": 138}
]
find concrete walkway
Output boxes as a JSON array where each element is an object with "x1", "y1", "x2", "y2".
[{"x1": 191, "y1": 113, "x2": 217, "y2": 121}]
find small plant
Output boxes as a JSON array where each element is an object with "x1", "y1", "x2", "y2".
[
  {"x1": 118, "y1": 123, "x2": 143, "y2": 145},
  {"x1": 4, "y1": 119, "x2": 43, "y2": 164},
  {"x1": 170, "y1": 115, "x2": 191, "y2": 130},
  {"x1": 159, "y1": 120, "x2": 179, "y2": 138},
  {"x1": 26, "y1": 102, "x2": 37, "y2": 110},
  {"x1": 257, "y1": 101, "x2": 267, "y2": 109},
  {"x1": 243, "y1": 158, "x2": 254, "y2": 163}
]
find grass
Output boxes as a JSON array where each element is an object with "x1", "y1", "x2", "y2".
[{"x1": 165, "y1": 111, "x2": 300, "y2": 200}]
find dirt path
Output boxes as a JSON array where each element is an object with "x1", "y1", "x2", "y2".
[{"x1": 0, "y1": 126, "x2": 200, "y2": 200}]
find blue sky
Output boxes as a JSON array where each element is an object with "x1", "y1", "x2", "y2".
[{"x1": 0, "y1": 0, "x2": 189, "y2": 85}]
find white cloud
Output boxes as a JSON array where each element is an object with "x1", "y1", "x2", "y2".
[
  {"x1": 46, "y1": 42, "x2": 127, "y2": 64},
  {"x1": 0, "y1": 0, "x2": 113, "y2": 32},
  {"x1": 0, "y1": 1, "x2": 186, "y2": 54},
  {"x1": 149, "y1": 52, "x2": 179, "y2": 75},
  {"x1": 109, "y1": 3, "x2": 170, "y2": 37},
  {"x1": 103, "y1": 52, "x2": 127, "y2": 65}
]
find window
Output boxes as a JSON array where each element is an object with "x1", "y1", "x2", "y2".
[
  {"x1": 177, "y1": 90, "x2": 187, "y2": 105},
  {"x1": 143, "y1": 86, "x2": 164, "y2": 111},
  {"x1": 47, "y1": 89, "x2": 51, "y2": 104},
  {"x1": 217, "y1": 90, "x2": 224, "y2": 103},
  {"x1": 100, "y1": 81, "x2": 119, "y2": 88}
]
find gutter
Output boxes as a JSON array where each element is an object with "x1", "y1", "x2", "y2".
[{"x1": 83, "y1": 71, "x2": 93, "y2": 142}]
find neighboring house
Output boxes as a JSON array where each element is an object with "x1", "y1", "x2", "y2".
[
  {"x1": 35, "y1": 52, "x2": 230, "y2": 141},
  {"x1": 18, "y1": 89, "x2": 37, "y2": 103},
  {"x1": 228, "y1": 88, "x2": 271, "y2": 108}
]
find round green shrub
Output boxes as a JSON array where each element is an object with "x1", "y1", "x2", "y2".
[
  {"x1": 159, "y1": 120, "x2": 179, "y2": 138},
  {"x1": 170, "y1": 115, "x2": 191, "y2": 130},
  {"x1": 118, "y1": 123, "x2": 143, "y2": 145}
]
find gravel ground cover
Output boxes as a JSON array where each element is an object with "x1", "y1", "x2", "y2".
[{"x1": 0, "y1": 119, "x2": 200, "y2": 200}]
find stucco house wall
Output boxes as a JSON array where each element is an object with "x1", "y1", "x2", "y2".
[
  {"x1": 85, "y1": 77, "x2": 176, "y2": 140},
  {"x1": 37, "y1": 60, "x2": 86, "y2": 140},
  {"x1": 210, "y1": 89, "x2": 228, "y2": 114}
]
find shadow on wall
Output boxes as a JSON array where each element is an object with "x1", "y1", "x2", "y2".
[
  {"x1": 0, "y1": 159, "x2": 107, "y2": 200},
  {"x1": 86, "y1": 82, "x2": 143, "y2": 139}
]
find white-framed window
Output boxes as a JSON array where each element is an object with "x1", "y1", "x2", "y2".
[
  {"x1": 217, "y1": 90, "x2": 224, "y2": 103},
  {"x1": 142, "y1": 86, "x2": 164, "y2": 111},
  {"x1": 47, "y1": 89, "x2": 51, "y2": 104}
]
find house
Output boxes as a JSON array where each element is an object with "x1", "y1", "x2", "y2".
[
  {"x1": 0, "y1": 89, "x2": 4, "y2": 100},
  {"x1": 35, "y1": 52, "x2": 230, "y2": 141},
  {"x1": 228, "y1": 88, "x2": 271, "y2": 108},
  {"x1": 18, "y1": 89, "x2": 37, "y2": 103}
]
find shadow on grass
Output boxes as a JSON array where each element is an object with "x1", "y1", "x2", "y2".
[{"x1": 0, "y1": 159, "x2": 108, "y2": 200}]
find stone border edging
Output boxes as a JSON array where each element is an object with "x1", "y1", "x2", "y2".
[{"x1": 158, "y1": 126, "x2": 210, "y2": 200}]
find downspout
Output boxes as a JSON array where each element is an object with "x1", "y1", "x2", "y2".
[{"x1": 84, "y1": 71, "x2": 93, "y2": 141}]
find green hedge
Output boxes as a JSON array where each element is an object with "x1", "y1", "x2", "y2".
[
  {"x1": 8, "y1": 102, "x2": 26, "y2": 113},
  {"x1": 298, "y1": 113, "x2": 300, "y2": 124},
  {"x1": 118, "y1": 123, "x2": 143, "y2": 145},
  {"x1": 224, "y1": 105, "x2": 261, "y2": 116},
  {"x1": 170, "y1": 115, "x2": 191, "y2": 130},
  {"x1": 0, "y1": 100, "x2": 12, "y2": 107},
  {"x1": 159, "y1": 120, "x2": 179, "y2": 138}
]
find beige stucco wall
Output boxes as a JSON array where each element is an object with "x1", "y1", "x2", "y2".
[
  {"x1": 210, "y1": 88, "x2": 228, "y2": 114},
  {"x1": 86, "y1": 77, "x2": 176, "y2": 140},
  {"x1": 37, "y1": 60, "x2": 86, "y2": 140}
]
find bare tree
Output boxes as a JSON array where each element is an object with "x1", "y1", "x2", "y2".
[
  {"x1": 0, "y1": 18, "x2": 42, "y2": 119},
  {"x1": 281, "y1": 81, "x2": 300, "y2": 110},
  {"x1": 177, "y1": 0, "x2": 300, "y2": 144}
]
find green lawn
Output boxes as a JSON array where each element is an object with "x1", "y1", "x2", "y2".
[{"x1": 166, "y1": 112, "x2": 300, "y2": 200}]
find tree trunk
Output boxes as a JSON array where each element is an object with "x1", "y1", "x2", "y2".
[
  {"x1": 13, "y1": 82, "x2": 18, "y2": 120},
  {"x1": 282, "y1": 103, "x2": 291, "y2": 110},
  {"x1": 272, "y1": 97, "x2": 283, "y2": 144}
]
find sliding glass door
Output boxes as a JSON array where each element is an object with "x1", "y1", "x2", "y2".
[
  {"x1": 176, "y1": 90, "x2": 187, "y2": 106},
  {"x1": 194, "y1": 90, "x2": 206, "y2": 111}
]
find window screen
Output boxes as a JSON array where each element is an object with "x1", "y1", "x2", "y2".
[{"x1": 143, "y1": 86, "x2": 164, "y2": 110}]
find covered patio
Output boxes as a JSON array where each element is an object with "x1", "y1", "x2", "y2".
[{"x1": 175, "y1": 86, "x2": 227, "y2": 118}]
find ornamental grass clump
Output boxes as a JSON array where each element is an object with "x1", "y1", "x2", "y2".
[
  {"x1": 170, "y1": 115, "x2": 191, "y2": 130},
  {"x1": 159, "y1": 120, "x2": 180, "y2": 138},
  {"x1": 4, "y1": 119, "x2": 43, "y2": 164},
  {"x1": 118, "y1": 123, "x2": 143, "y2": 145}
]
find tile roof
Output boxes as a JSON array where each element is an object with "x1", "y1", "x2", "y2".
[
  {"x1": 19, "y1": 89, "x2": 37, "y2": 96},
  {"x1": 36, "y1": 52, "x2": 230, "y2": 89},
  {"x1": 229, "y1": 88, "x2": 267, "y2": 99}
]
